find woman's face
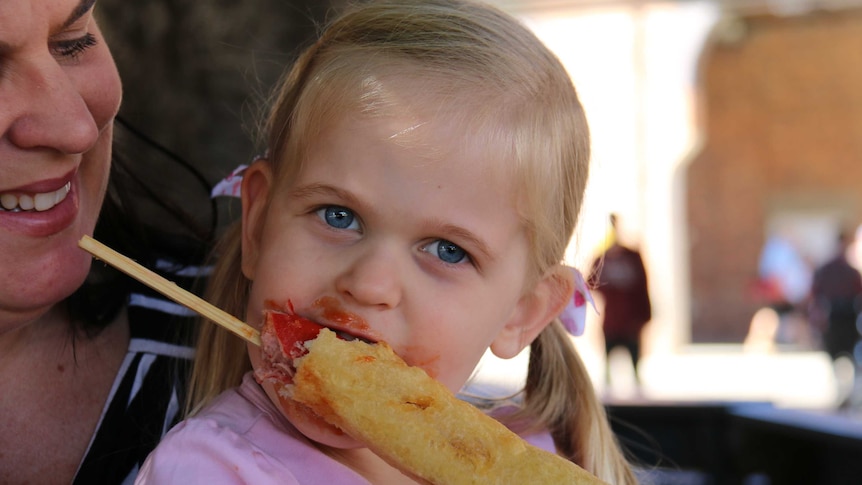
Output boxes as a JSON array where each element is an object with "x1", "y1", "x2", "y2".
[{"x1": 0, "y1": 0, "x2": 122, "y2": 330}]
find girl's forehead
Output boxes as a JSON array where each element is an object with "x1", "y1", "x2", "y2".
[
  {"x1": 325, "y1": 105, "x2": 510, "y2": 177},
  {"x1": 285, "y1": 68, "x2": 522, "y2": 189},
  {"x1": 344, "y1": 75, "x2": 509, "y2": 151}
]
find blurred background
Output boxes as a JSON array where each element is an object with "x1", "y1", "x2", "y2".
[
  {"x1": 97, "y1": 0, "x2": 862, "y2": 482},
  {"x1": 480, "y1": 0, "x2": 862, "y2": 404}
]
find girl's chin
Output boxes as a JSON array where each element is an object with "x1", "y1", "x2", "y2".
[{"x1": 274, "y1": 385, "x2": 363, "y2": 450}]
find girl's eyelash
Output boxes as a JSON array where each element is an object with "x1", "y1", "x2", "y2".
[
  {"x1": 53, "y1": 33, "x2": 98, "y2": 59},
  {"x1": 423, "y1": 239, "x2": 476, "y2": 269},
  {"x1": 313, "y1": 204, "x2": 363, "y2": 232}
]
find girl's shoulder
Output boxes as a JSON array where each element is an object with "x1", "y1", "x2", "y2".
[
  {"x1": 135, "y1": 380, "x2": 299, "y2": 484},
  {"x1": 136, "y1": 374, "x2": 369, "y2": 485}
]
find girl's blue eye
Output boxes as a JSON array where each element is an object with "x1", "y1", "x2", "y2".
[
  {"x1": 319, "y1": 205, "x2": 358, "y2": 230},
  {"x1": 427, "y1": 239, "x2": 468, "y2": 264},
  {"x1": 52, "y1": 33, "x2": 98, "y2": 59}
]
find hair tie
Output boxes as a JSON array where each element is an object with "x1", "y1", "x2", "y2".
[
  {"x1": 210, "y1": 164, "x2": 247, "y2": 199},
  {"x1": 558, "y1": 267, "x2": 595, "y2": 336},
  {"x1": 211, "y1": 151, "x2": 269, "y2": 199}
]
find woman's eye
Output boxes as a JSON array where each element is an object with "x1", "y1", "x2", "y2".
[
  {"x1": 317, "y1": 205, "x2": 359, "y2": 230},
  {"x1": 425, "y1": 239, "x2": 469, "y2": 265},
  {"x1": 51, "y1": 33, "x2": 98, "y2": 60}
]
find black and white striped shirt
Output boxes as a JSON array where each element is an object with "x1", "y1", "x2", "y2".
[{"x1": 72, "y1": 260, "x2": 207, "y2": 485}]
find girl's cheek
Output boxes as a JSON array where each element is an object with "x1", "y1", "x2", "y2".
[{"x1": 401, "y1": 346, "x2": 442, "y2": 379}]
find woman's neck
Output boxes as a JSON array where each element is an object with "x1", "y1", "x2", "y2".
[
  {"x1": 0, "y1": 305, "x2": 130, "y2": 484},
  {"x1": 0, "y1": 304, "x2": 70, "y2": 360}
]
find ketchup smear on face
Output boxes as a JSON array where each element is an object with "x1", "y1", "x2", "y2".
[{"x1": 313, "y1": 296, "x2": 370, "y2": 334}]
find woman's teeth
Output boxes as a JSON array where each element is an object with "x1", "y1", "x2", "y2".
[{"x1": 0, "y1": 182, "x2": 71, "y2": 213}]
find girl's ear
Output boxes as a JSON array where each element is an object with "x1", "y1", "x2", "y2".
[
  {"x1": 240, "y1": 159, "x2": 274, "y2": 280},
  {"x1": 490, "y1": 265, "x2": 575, "y2": 359}
]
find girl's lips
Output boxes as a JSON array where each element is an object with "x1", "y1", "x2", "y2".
[
  {"x1": 313, "y1": 315, "x2": 378, "y2": 345},
  {"x1": 311, "y1": 296, "x2": 378, "y2": 343},
  {"x1": 328, "y1": 326, "x2": 376, "y2": 345},
  {"x1": 261, "y1": 298, "x2": 379, "y2": 344}
]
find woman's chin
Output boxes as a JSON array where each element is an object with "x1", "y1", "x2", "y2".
[{"x1": 2, "y1": 245, "x2": 90, "y2": 323}]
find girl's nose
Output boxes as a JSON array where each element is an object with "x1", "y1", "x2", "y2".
[
  {"x1": 4, "y1": 57, "x2": 100, "y2": 154},
  {"x1": 335, "y1": 245, "x2": 404, "y2": 310}
]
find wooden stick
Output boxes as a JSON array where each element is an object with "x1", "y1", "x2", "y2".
[{"x1": 78, "y1": 235, "x2": 260, "y2": 346}]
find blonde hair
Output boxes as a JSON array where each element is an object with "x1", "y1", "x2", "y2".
[{"x1": 190, "y1": 1, "x2": 635, "y2": 482}]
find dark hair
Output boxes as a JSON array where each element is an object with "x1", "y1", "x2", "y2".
[{"x1": 66, "y1": 116, "x2": 218, "y2": 334}]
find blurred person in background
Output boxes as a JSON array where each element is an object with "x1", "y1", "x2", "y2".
[
  {"x1": 589, "y1": 213, "x2": 652, "y2": 392},
  {"x1": 754, "y1": 230, "x2": 813, "y2": 346},
  {"x1": 809, "y1": 229, "x2": 862, "y2": 361},
  {"x1": 808, "y1": 228, "x2": 862, "y2": 408}
]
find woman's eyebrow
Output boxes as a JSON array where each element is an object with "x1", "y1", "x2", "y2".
[
  {"x1": 63, "y1": 0, "x2": 97, "y2": 28},
  {"x1": 0, "y1": 0, "x2": 96, "y2": 55}
]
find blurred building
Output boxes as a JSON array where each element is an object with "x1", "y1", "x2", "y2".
[{"x1": 688, "y1": 6, "x2": 862, "y2": 342}]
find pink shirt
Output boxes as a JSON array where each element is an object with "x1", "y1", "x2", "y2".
[{"x1": 136, "y1": 373, "x2": 556, "y2": 484}]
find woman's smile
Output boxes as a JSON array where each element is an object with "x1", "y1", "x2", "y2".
[{"x1": 0, "y1": 172, "x2": 79, "y2": 238}]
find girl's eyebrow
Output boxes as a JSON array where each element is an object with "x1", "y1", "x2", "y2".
[
  {"x1": 429, "y1": 221, "x2": 496, "y2": 264},
  {"x1": 63, "y1": 0, "x2": 97, "y2": 28},
  {"x1": 290, "y1": 183, "x2": 366, "y2": 211},
  {"x1": 290, "y1": 183, "x2": 375, "y2": 223}
]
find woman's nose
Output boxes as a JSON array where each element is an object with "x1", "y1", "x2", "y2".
[
  {"x1": 4, "y1": 56, "x2": 100, "y2": 154},
  {"x1": 334, "y1": 244, "x2": 404, "y2": 310}
]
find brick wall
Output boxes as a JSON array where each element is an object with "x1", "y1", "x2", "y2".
[{"x1": 687, "y1": 9, "x2": 862, "y2": 341}]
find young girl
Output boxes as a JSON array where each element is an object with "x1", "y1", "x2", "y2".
[{"x1": 137, "y1": 0, "x2": 636, "y2": 483}]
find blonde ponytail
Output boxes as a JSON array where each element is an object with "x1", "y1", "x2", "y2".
[
  {"x1": 185, "y1": 223, "x2": 253, "y2": 415},
  {"x1": 520, "y1": 321, "x2": 637, "y2": 484}
]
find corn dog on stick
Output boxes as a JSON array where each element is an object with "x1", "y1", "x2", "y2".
[{"x1": 291, "y1": 329, "x2": 608, "y2": 485}]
